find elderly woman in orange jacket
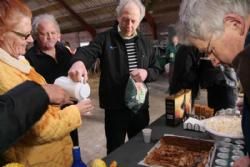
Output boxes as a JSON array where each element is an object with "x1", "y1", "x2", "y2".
[{"x1": 0, "y1": 0, "x2": 93, "y2": 166}]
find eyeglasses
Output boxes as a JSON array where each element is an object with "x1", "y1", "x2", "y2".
[
  {"x1": 204, "y1": 34, "x2": 224, "y2": 64},
  {"x1": 11, "y1": 30, "x2": 31, "y2": 40}
]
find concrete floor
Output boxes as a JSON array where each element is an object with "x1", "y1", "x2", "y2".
[{"x1": 77, "y1": 73, "x2": 207, "y2": 166}]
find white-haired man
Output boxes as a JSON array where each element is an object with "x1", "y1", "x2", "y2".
[
  {"x1": 68, "y1": 0, "x2": 160, "y2": 153},
  {"x1": 25, "y1": 14, "x2": 72, "y2": 84},
  {"x1": 177, "y1": 0, "x2": 250, "y2": 166},
  {"x1": 25, "y1": 14, "x2": 80, "y2": 146}
]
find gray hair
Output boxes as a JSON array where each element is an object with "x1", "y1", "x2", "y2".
[
  {"x1": 32, "y1": 14, "x2": 60, "y2": 38},
  {"x1": 177, "y1": 0, "x2": 250, "y2": 45},
  {"x1": 116, "y1": 0, "x2": 145, "y2": 21}
]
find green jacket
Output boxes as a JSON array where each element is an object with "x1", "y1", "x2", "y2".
[{"x1": 165, "y1": 43, "x2": 181, "y2": 63}]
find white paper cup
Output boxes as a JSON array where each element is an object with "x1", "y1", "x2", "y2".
[{"x1": 142, "y1": 128, "x2": 152, "y2": 143}]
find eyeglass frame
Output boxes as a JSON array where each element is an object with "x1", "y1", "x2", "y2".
[
  {"x1": 11, "y1": 30, "x2": 31, "y2": 40},
  {"x1": 204, "y1": 33, "x2": 227, "y2": 65}
]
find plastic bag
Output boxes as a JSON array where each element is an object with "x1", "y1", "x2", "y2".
[{"x1": 124, "y1": 76, "x2": 148, "y2": 113}]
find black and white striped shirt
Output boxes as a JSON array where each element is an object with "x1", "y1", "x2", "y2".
[{"x1": 124, "y1": 38, "x2": 138, "y2": 72}]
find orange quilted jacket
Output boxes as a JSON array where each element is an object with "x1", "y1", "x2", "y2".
[{"x1": 0, "y1": 48, "x2": 82, "y2": 167}]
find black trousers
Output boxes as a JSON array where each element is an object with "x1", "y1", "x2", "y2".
[
  {"x1": 104, "y1": 108, "x2": 149, "y2": 154},
  {"x1": 168, "y1": 63, "x2": 175, "y2": 85},
  {"x1": 70, "y1": 129, "x2": 79, "y2": 146}
]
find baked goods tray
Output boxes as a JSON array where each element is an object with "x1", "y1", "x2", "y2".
[{"x1": 138, "y1": 134, "x2": 215, "y2": 167}]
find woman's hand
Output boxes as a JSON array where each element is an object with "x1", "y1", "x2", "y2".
[
  {"x1": 42, "y1": 84, "x2": 70, "y2": 104},
  {"x1": 76, "y1": 99, "x2": 94, "y2": 115},
  {"x1": 236, "y1": 96, "x2": 244, "y2": 113}
]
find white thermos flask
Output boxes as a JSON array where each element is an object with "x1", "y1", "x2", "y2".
[{"x1": 54, "y1": 76, "x2": 90, "y2": 101}]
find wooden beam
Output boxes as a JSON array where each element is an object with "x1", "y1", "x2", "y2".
[
  {"x1": 144, "y1": 11, "x2": 157, "y2": 39},
  {"x1": 153, "y1": 5, "x2": 179, "y2": 15},
  {"x1": 72, "y1": 2, "x2": 117, "y2": 14},
  {"x1": 56, "y1": 7, "x2": 116, "y2": 25},
  {"x1": 30, "y1": 1, "x2": 117, "y2": 21},
  {"x1": 61, "y1": 19, "x2": 115, "y2": 34},
  {"x1": 30, "y1": 2, "x2": 59, "y2": 16},
  {"x1": 152, "y1": 11, "x2": 179, "y2": 24},
  {"x1": 56, "y1": 0, "x2": 96, "y2": 37}
]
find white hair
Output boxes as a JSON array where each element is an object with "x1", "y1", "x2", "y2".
[
  {"x1": 32, "y1": 14, "x2": 60, "y2": 38},
  {"x1": 116, "y1": 0, "x2": 145, "y2": 21},
  {"x1": 177, "y1": 0, "x2": 250, "y2": 45}
]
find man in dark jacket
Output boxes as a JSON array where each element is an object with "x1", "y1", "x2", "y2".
[
  {"x1": 169, "y1": 45, "x2": 201, "y2": 104},
  {"x1": 199, "y1": 60, "x2": 237, "y2": 112},
  {"x1": 165, "y1": 35, "x2": 181, "y2": 87},
  {"x1": 0, "y1": 81, "x2": 70, "y2": 153},
  {"x1": 68, "y1": 0, "x2": 160, "y2": 154},
  {"x1": 177, "y1": 1, "x2": 250, "y2": 166},
  {"x1": 25, "y1": 14, "x2": 72, "y2": 84},
  {"x1": 25, "y1": 14, "x2": 80, "y2": 146}
]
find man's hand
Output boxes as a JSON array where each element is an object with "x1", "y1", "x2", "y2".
[
  {"x1": 42, "y1": 84, "x2": 70, "y2": 104},
  {"x1": 236, "y1": 96, "x2": 244, "y2": 113},
  {"x1": 233, "y1": 156, "x2": 250, "y2": 167},
  {"x1": 209, "y1": 55, "x2": 221, "y2": 67},
  {"x1": 68, "y1": 61, "x2": 88, "y2": 82},
  {"x1": 130, "y1": 69, "x2": 148, "y2": 82}
]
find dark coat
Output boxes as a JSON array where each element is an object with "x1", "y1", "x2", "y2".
[
  {"x1": 233, "y1": 45, "x2": 250, "y2": 155},
  {"x1": 25, "y1": 42, "x2": 72, "y2": 83},
  {"x1": 200, "y1": 60, "x2": 237, "y2": 111},
  {"x1": 165, "y1": 43, "x2": 181, "y2": 63},
  {"x1": 72, "y1": 26, "x2": 161, "y2": 109},
  {"x1": 0, "y1": 81, "x2": 49, "y2": 153},
  {"x1": 169, "y1": 45, "x2": 201, "y2": 103}
]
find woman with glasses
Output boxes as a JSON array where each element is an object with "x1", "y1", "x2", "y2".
[{"x1": 0, "y1": 0, "x2": 93, "y2": 166}]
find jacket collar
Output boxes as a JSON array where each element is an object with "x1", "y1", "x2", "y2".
[
  {"x1": 33, "y1": 40, "x2": 60, "y2": 56},
  {"x1": 232, "y1": 45, "x2": 250, "y2": 105},
  {"x1": 117, "y1": 25, "x2": 138, "y2": 39},
  {"x1": 0, "y1": 48, "x2": 31, "y2": 74},
  {"x1": 33, "y1": 40, "x2": 43, "y2": 55}
]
